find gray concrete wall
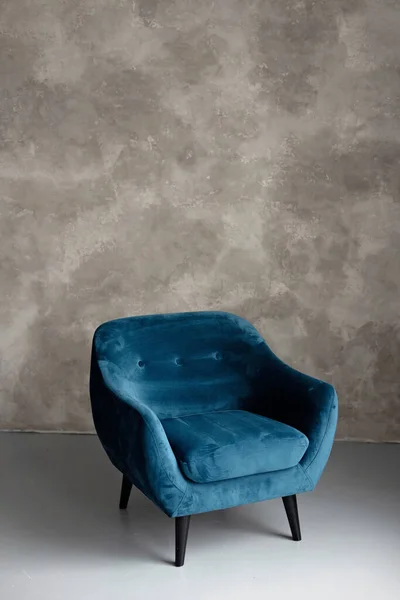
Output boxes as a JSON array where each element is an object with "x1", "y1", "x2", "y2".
[{"x1": 1, "y1": 0, "x2": 399, "y2": 439}]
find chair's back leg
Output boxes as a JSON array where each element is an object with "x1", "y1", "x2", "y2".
[
  {"x1": 282, "y1": 495, "x2": 301, "y2": 541},
  {"x1": 119, "y1": 475, "x2": 133, "y2": 509},
  {"x1": 175, "y1": 516, "x2": 191, "y2": 567}
]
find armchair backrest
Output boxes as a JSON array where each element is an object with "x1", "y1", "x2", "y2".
[{"x1": 92, "y1": 311, "x2": 271, "y2": 419}]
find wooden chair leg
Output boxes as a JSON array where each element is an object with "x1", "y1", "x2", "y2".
[
  {"x1": 282, "y1": 494, "x2": 301, "y2": 541},
  {"x1": 119, "y1": 475, "x2": 132, "y2": 509},
  {"x1": 175, "y1": 516, "x2": 191, "y2": 567}
]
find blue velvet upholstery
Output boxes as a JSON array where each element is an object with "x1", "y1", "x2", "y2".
[
  {"x1": 90, "y1": 311, "x2": 338, "y2": 517},
  {"x1": 162, "y1": 410, "x2": 309, "y2": 483}
]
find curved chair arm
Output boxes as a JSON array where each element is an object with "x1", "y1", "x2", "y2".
[
  {"x1": 252, "y1": 356, "x2": 338, "y2": 487},
  {"x1": 90, "y1": 356, "x2": 188, "y2": 516}
]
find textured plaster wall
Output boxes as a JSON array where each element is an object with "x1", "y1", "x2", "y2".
[{"x1": 1, "y1": 0, "x2": 400, "y2": 439}]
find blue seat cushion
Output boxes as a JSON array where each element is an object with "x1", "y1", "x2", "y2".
[{"x1": 162, "y1": 410, "x2": 309, "y2": 484}]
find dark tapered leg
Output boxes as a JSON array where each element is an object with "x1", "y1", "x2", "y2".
[
  {"x1": 119, "y1": 475, "x2": 132, "y2": 509},
  {"x1": 175, "y1": 516, "x2": 191, "y2": 567},
  {"x1": 282, "y1": 495, "x2": 301, "y2": 541}
]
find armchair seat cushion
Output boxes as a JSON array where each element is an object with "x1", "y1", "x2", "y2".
[{"x1": 162, "y1": 410, "x2": 309, "y2": 484}]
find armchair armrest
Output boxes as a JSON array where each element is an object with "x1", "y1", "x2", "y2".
[
  {"x1": 252, "y1": 356, "x2": 338, "y2": 487},
  {"x1": 90, "y1": 356, "x2": 187, "y2": 517}
]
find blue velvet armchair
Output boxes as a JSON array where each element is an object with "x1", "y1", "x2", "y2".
[{"x1": 90, "y1": 311, "x2": 338, "y2": 566}]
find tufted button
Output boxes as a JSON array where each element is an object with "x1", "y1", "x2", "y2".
[
  {"x1": 175, "y1": 357, "x2": 183, "y2": 366},
  {"x1": 137, "y1": 360, "x2": 145, "y2": 368},
  {"x1": 214, "y1": 352, "x2": 223, "y2": 361}
]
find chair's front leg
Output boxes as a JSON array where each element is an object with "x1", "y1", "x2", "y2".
[
  {"x1": 175, "y1": 516, "x2": 191, "y2": 566},
  {"x1": 119, "y1": 475, "x2": 132, "y2": 509},
  {"x1": 282, "y1": 495, "x2": 301, "y2": 541}
]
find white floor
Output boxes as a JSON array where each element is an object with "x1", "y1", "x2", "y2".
[{"x1": 0, "y1": 434, "x2": 399, "y2": 600}]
